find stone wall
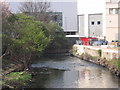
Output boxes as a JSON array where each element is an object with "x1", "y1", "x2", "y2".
[
  {"x1": 73, "y1": 44, "x2": 120, "y2": 60},
  {"x1": 102, "y1": 49, "x2": 120, "y2": 60},
  {"x1": 71, "y1": 44, "x2": 120, "y2": 76},
  {"x1": 84, "y1": 47, "x2": 100, "y2": 57}
]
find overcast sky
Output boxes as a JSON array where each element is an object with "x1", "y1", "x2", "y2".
[
  {"x1": 77, "y1": 0, "x2": 105, "y2": 14},
  {"x1": 8, "y1": 0, "x2": 105, "y2": 14}
]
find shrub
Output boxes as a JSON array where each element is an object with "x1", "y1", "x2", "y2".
[{"x1": 98, "y1": 49, "x2": 102, "y2": 57}]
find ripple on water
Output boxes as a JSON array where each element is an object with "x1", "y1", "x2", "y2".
[{"x1": 29, "y1": 55, "x2": 119, "y2": 88}]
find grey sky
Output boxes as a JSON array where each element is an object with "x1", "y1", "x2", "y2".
[
  {"x1": 8, "y1": 2, "x2": 77, "y2": 31},
  {"x1": 9, "y1": 1, "x2": 77, "y2": 13},
  {"x1": 9, "y1": 2, "x2": 20, "y2": 13}
]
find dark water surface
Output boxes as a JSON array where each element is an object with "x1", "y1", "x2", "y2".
[{"x1": 29, "y1": 54, "x2": 120, "y2": 88}]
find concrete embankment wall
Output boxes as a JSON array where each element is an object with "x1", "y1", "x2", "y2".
[
  {"x1": 73, "y1": 44, "x2": 120, "y2": 60},
  {"x1": 71, "y1": 44, "x2": 120, "y2": 76}
]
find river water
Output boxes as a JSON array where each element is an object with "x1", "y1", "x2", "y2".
[{"x1": 29, "y1": 54, "x2": 120, "y2": 88}]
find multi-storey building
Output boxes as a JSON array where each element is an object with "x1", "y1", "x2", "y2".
[
  {"x1": 77, "y1": 0, "x2": 105, "y2": 39},
  {"x1": 10, "y1": 0, "x2": 120, "y2": 42},
  {"x1": 78, "y1": 0, "x2": 120, "y2": 42},
  {"x1": 9, "y1": 1, "x2": 78, "y2": 36},
  {"x1": 47, "y1": 12, "x2": 63, "y2": 27},
  {"x1": 106, "y1": 0, "x2": 120, "y2": 42},
  {"x1": 50, "y1": 1, "x2": 78, "y2": 35}
]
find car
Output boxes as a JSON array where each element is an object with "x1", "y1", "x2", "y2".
[
  {"x1": 76, "y1": 40, "x2": 83, "y2": 45},
  {"x1": 92, "y1": 40, "x2": 108, "y2": 46},
  {"x1": 80, "y1": 37, "x2": 98, "y2": 46},
  {"x1": 110, "y1": 40, "x2": 120, "y2": 47}
]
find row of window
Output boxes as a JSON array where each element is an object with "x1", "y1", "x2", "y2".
[
  {"x1": 91, "y1": 21, "x2": 101, "y2": 25},
  {"x1": 109, "y1": 8, "x2": 120, "y2": 14},
  {"x1": 64, "y1": 32, "x2": 76, "y2": 35}
]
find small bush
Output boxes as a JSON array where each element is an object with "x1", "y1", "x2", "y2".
[
  {"x1": 108, "y1": 58, "x2": 120, "y2": 70},
  {"x1": 98, "y1": 49, "x2": 102, "y2": 57},
  {"x1": 7, "y1": 72, "x2": 32, "y2": 82}
]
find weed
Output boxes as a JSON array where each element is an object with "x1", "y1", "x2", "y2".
[{"x1": 98, "y1": 49, "x2": 102, "y2": 57}]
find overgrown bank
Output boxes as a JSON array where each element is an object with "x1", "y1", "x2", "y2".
[
  {"x1": 1, "y1": 1, "x2": 68, "y2": 89},
  {"x1": 70, "y1": 47, "x2": 120, "y2": 77}
]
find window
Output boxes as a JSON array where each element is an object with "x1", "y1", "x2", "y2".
[
  {"x1": 113, "y1": 9, "x2": 116, "y2": 14},
  {"x1": 109, "y1": 8, "x2": 113, "y2": 14},
  {"x1": 65, "y1": 32, "x2": 76, "y2": 35},
  {"x1": 115, "y1": 8, "x2": 119, "y2": 14},
  {"x1": 71, "y1": 32, "x2": 75, "y2": 35},
  {"x1": 109, "y1": 8, "x2": 120, "y2": 14},
  {"x1": 91, "y1": 21, "x2": 94, "y2": 25},
  {"x1": 97, "y1": 21, "x2": 101, "y2": 25},
  {"x1": 119, "y1": 8, "x2": 120, "y2": 14}
]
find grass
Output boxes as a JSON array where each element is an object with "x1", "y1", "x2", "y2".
[
  {"x1": 97, "y1": 49, "x2": 102, "y2": 57},
  {"x1": 3, "y1": 71, "x2": 32, "y2": 89},
  {"x1": 108, "y1": 58, "x2": 120, "y2": 70},
  {"x1": 69, "y1": 49, "x2": 77, "y2": 55},
  {"x1": 7, "y1": 72, "x2": 32, "y2": 82}
]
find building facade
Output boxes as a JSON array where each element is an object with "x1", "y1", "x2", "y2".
[
  {"x1": 9, "y1": 0, "x2": 120, "y2": 41},
  {"x1": 88, "y1": 13, "x2": 103, "y2": 37},
  {"x1": 50, "y1": 2, "x2": 78, "y2": 35},
  {"x1": 9, "y1": 1, "x2": 78, "y2": 36},
  {"x1": 78, "y1": 14, "x2": 85, "y2": 37},
  {"x1": 48, "y1": 12, "x2": 63, "y2": 27},
  {"x1": 78, "y1": 0, "x2": 120, "y2": 42},
  {"x1": 106, "y1": 0, "x2": 120, "y2": 42},
  {"x1": 77, "y1": 0, "x2": 105, "y2": 39}
]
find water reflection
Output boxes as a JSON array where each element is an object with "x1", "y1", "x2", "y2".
[
  {"x1": 29, "y1": 55, "x2": 119, "y2": 88},
  {"x1": 77, "y1": 68, "x2": 118, "y2": 88}
]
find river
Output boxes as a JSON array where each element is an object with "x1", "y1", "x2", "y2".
[{"x1": 29, "y1": 54, "x2": 120, "y2": 88}]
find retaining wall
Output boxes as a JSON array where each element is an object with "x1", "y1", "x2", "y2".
[
  {"x1": 72, "y1": 44, "x2": 120, "y2": 76},
  {"x1": 73, "y1": 44, "x2": 120, "y2": 60}
]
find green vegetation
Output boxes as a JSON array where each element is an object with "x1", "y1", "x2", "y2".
[
  {"x1": 3, "y1": 72, "x2": 32, "y2": 89},
  {"x1": 7, "y1": 72, "x2": 32, "y2": 82},
  {"x1": 2, "y1": 1, "x2": 67, "y2": 89},
  {"x1": 2, "y1": 1, "x2": 67, "y2": 68},
  {"x1": 2, "y1": 14, "x2": 52, "y2": 69},
  {"x1": 44, "y1": 23, "x2": 68, "y2": 53},
  {"x1": 69, "y1": 49, "x2": 77, "y2": 55},
  {"x1": 98, "y1": 49, "x2": 102, "y2": 57},
  {"x1": 108, "y1": 58, "x2": 120, "y2": 70},
  {"x1": 2, "y1": 13, "x2": 67, "y2": 68}
]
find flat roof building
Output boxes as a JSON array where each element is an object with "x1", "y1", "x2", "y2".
[
  {"x1": 77, "y1": 0, "x2": 105, "y2": 39},
  {"x1": 9, "y1": 0, "x2": 120, "y2": 41},
  {"x1": 106, "y1": 0, "x2": 120, "y2": 42},
  {"x1": 50, "y1": 2, "x2": 78, "y2": 35},
  {"x1": 78, "y1": 0, "x2": 120, "y2": 42}
]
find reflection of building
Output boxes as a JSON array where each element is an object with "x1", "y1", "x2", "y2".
[{"x1": 106, "y1": 0, "x2": 120, "y2": 42}]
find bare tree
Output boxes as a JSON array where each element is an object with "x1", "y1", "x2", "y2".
[
  {"x1": 19, "y1": 0, "x2": 52, "y2": 22},
  {"x1": 1, "y1": 1, "x2": 11, "y2": 19},
  {"x1": 1, "y1": 0, "x2": 11, "y2": 58}
]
